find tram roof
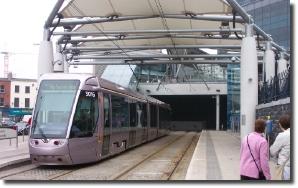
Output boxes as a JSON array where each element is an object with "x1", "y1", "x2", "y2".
[
  {"x1": 99, "y1": 77, "x2": 167, "y2": 105},
  {"x1": 39, "y1": 73, "x2": 167, "y2": 104}
]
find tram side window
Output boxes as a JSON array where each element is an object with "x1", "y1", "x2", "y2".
[
  {"x1": 159, "y1": 108, "x2": 168, "y2": 129},
  {"x1": 159, "y1": 108, "x2": 164, "y2": 129},
  {"x1": 111, "y1": 95, "x2": 129, "y2": 129},
  {"x1": 70, "y1": 91, "x2": 99, "y2": 138},
  {"x1": 136, "y1": 103, "x2": 143, "y2": 128},
  {"x1": 129, "y1": 101, "x2": 137, "y2": 127},
  {"x1": 141, "y1": 103, "x2": 147, "y2": 128},
  {"x1": 103, "y1": 94, "x2": 110, "y2": 131},
  {"x1": 150, "y1": 105, "x2": 157, "y2": 128}
]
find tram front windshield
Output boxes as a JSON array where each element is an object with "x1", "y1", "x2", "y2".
[{"x1": 31, "y1": 80, "x2": 80, "y2": 139}]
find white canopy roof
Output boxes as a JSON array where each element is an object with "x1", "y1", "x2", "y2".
[
  {"x1": 57, "y1": 0, "x2": 245, "y2": 48},
  {"x1": 41, "y1": 0, "x2": 288, "y2": 64}
]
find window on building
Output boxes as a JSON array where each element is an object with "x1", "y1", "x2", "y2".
[
  {"x1": 25, "y1": 86, "x2": 30, "y2": 93},
  {"x1": 14, "y1": 98, "x2": 19, "y2": 107},
  {"x1": 25, "y1": 98, "x2": 30, "y2": 108},
  {"x1": 0, "y1": 98, "x2": 4, "y2": 106},
  {"x1": 0, "y1": 85, "x2": 4, "y2": 93},
  {"x1": 15, "y1": 85, "x2": 20, "y2": 93}
]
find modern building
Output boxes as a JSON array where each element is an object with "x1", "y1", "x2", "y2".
[
  {"x1": 96, "y1": 50, "x2": 229, "y2": 131},
  {"x1": 226, "y1": 64, "x2": 240, "y2": 132},
  {"x1": 236, "y1": 0, "x2": 290, "y2": 50}
]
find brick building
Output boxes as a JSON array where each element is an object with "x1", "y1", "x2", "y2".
[{"x1": 0, "y1": 78, "x2": 11, "y2": 108}]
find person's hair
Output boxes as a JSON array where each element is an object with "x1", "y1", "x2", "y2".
[
  {"x1": 279, "y1": 114, "x2": 290, "y2": 129},
  {"x1": 255, "y1": 119, "x2": 266, "y2": 133}
]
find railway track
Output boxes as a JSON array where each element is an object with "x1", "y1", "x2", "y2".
[{"x1": 1, "y1": 131, "x2": 200, "y2": 181}]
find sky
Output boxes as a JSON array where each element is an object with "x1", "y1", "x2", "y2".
[{"x1": 0, "y1": 0, "x2": 92, "y2": 79}]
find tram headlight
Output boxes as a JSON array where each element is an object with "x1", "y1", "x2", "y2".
[
  {"x1": 53, "y1": 139, "x2": 66, "y2": 146},
  {"x1": 29, "y1": 140, "x2": 39, "y2": 146}
]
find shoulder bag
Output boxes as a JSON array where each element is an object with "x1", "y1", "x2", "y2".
[
  {"x1": 272, "y1": 154, "x2": 290, "y2": 180},
  {"x1": 247, "y1": 135, "x2": 266, "y2": 180}
]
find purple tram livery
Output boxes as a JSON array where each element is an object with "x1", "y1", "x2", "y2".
[{"x1": 29, "y1": 73, "x2": 171, "y2": 165}]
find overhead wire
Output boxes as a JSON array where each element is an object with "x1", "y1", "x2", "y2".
[
  {"x1": 232, "y1": 10, "x2": 243, "y2": 40},
  {"x1": 153, "y1": 0, "x2": 194, "y2": 91},
  {"x1": 67, "y1": 3, "x2": 139, "y2": 82}
]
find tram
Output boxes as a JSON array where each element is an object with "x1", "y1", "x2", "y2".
[{"x1": 29, "y1": 73, "x2": 171, "y2": 165}]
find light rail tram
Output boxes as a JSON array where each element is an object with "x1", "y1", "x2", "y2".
[{"x1": 29, "y1": 73, "x2": 171, "y2": 165}]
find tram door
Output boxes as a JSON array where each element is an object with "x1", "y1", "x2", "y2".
[
  {"x1": 68, "y1": 90, "x2": 99, "y2": 164},
  {"x1": 101, "y1": 94, "x2": 111, "y2": 156}
]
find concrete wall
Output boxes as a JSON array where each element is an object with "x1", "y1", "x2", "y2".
[
  {"x1": 170, "y1": 121, "x2": 206, "y2": 131},
  {"x1": 256, "y1": 97, "x2": 291, "y2": 145},
  {"x1": 138, "y1": 82, "x2": 227, "y2": 95}
]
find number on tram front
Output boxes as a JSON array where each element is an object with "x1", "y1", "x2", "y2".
[{"x1": 85, "y1": 91, "x2": 96, "y2": 98}]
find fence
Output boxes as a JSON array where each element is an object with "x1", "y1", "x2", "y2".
[
  {"x1": 258, "y1": 69, "x2": 290, "y2": 104},
  {"x1": 0, "y1": 126, "x2": 18, "y2": 147}
]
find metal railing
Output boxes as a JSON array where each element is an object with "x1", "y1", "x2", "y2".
[{"x1": 258, "y1": 69, "x2": 290, "y2": 104}]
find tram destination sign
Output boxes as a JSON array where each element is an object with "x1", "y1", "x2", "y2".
[{"x1": 0, "y1": 127, "x2": 17, "y2": 140}]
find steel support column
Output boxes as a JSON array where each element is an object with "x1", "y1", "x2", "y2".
[
  {"x1": 69, "y1": 59, "x2": 239, "y2": 65},
  {"x1": 53, "y1": 28, "x2": 243, "y2": 36},
  {"x1": 73, "y1": 54, "x2": 240, "y2": 60},
  {"x1": 264, "y1": 41, "x2": 275, "y2": 82},
  {"x1": 38, "y1": 38, "x2": 54, "y2": 77},
  {"x1": 67, "y1": 45, "x2": 242, "y2": 51},
  {"x1": 277, "y1": 52, "x2": 288, "y2": 75},
  {"x1": 240, "y1": 24, "x2": 258, "y2": 139},
  {"x1": 44, "y1": 0, "x2": 65, "y2": 29},
  {"x1": 216, "y1": 95, "x2": 220, "y2": 131},
  {"x1": 52, "y1": 14, "x2": 244, "y2": 27}
]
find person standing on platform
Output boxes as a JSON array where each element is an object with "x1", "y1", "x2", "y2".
[
  {"x1": 240, "y1": 119, "x2": 271, "y2": 180},
  {"x1": 270, "y1": 114, "x2": 290, "y2": 180}
]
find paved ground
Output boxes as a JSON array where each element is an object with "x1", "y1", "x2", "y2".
[
  {"x1": 0, "y1": 135, "x2": 29, "y2": 169},
  {"x1": 185, "y1": 130, "x2": 276, "y2": 180}
]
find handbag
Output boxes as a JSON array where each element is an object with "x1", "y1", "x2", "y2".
[
  {"x1": 272, "y1": 156, "x2": 290, "y2": 180},
  {"x1": 247, "y1": 135, "x2": 266, "y2": 180}
]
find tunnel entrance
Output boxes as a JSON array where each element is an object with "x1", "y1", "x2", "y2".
[{"x1": 152, "y1": 95, "x2": 227, "y2": 131}]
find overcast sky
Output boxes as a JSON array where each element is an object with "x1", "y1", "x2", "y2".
[{"x1": 0, "y1": 0, "x2": 92, "y2": 79}]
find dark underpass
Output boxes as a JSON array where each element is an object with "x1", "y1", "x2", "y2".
[{"x1": 152, "y1": 95, "x2": 227, "y2": 131}]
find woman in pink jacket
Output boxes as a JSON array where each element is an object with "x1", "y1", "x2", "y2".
[{"x1": 240, "y1": 119, "x2": 271, "y2": 180}]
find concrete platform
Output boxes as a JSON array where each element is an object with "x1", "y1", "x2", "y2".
[
  {"x1": 185, "y1": 130, "x2": 276, "y2": 180},
  {"x1": 0, "y1": 136, "x2": 30, "y2": 169}
]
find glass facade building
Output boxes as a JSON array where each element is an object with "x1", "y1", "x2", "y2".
[
  {"x1": 236, "y1": 0, "x2": 290, "y2": 50},
  {"x1": 227, "y1": 64, "x2": 240, "y2": 132},
  {"x1": 225, "y1": 0, "x2": 291, "y2": 132}
]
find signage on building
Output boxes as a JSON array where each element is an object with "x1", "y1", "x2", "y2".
[
  {"x1": 0, "y1": 127, "x2": 16, "y2": 140},
  {"x1": 0, "y1": 107, "x2": 32, "y2": 116},
  {"x1": 9, "y1": 108, "x2": 32, "y2": 115}
]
